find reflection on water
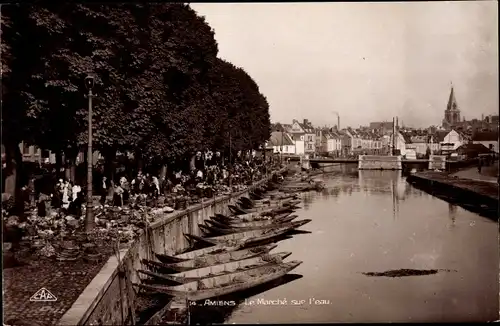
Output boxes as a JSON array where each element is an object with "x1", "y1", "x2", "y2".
[
  {"x1": 188, "y1": 274, "x2": 304, "y2": 325},
  {"x1": 226, "y1": 166, "x2": 499, "y2": 324}
]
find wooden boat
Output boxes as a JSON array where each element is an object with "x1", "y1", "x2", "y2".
[
  {"x1": 249, "y1": 191, "x2": 264, "y2": 200},
  {"x1": 183, "y1": 224, "x2": 295, "y2": 246},
  {"x1": 133, "y1": 260, "x2": 303, "y2": 301},
  {"x1": 207, "y1": 215, "x2": 298, "y2": 229},
  {"x1": 228, "y1": 204, "x2": 297, "y2": 216},
  {"x1": 139, "y1": 251, "x2": 292, "y2": 284},
  {"x1": 154, "y1": 244, "x2": 242, "y2": 264},
  {"x1": 238, "y1": 196, "x2": 296, "y2": 209},
  {"x1": 214, "y1": 210, "x2": 293, "y2": 223},
  {"x1": 212, "y1": 211, "x2": 293, "y2": 224},
  {"x1": 199, "y1": 219, "x2": 311, "y2": 235},
  {"x1": 237, "y1": 199, "x2": 301, "y2": 211},
  {"x1": 255, "y1": 193, "x2": 298, "y2": 202},
  {"x1": 149, "y1": 244, "x2": 278, "y2": 271}
]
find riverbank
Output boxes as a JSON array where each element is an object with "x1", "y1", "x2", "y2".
[
  {"x1": 406, "y1": 170, "x2": 498, "y2": 220},
  {"x1": 3, "y1": 168, "x2": 286, "y2": 326}
]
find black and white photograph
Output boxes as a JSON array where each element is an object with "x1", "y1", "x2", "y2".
[{"x1": 1, "y1": 1, "x2": 499, "y2": 325}]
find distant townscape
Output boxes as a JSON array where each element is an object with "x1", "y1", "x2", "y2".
[{"x1": 268, "y1": 86, "x2": 499, "y2": 160}]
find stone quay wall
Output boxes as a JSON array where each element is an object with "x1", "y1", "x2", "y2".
[
  {"x1": 57, "y1": 170, "x2": 283, "y2": 326},
  {"x1": 358, "y1": 155, "x2": 402, "y2": 170}
]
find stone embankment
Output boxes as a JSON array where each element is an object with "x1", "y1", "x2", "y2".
[{"x1": 407, "y1": 168, "x2": 498, "y2": 220}]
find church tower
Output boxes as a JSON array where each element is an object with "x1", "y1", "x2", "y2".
[{"x1": 442, "y1": 83, "x2": 461, "y2": 129}]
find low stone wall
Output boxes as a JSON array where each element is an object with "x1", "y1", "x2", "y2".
[
  {"x1": 57, "y1": 171, "x2": 282, "y2": 326},
  {"x1": 358, "y1": 155, "x2": 402, "y2": 170}
]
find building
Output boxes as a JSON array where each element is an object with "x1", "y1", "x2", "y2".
[
  {"x1": 471, "y1": 131, "x2": 498, "y2": 153},
  {"x1": 266, "y1": 131, "x2": 296, "y2": 155},
  {"x1": 456, "y1": 143, "x2": 493, "y2": 159},
  {"x1": 300, "y1": 119, "x2": 316, "y2": 154},
  {"x1": 442, "y1": 85, "x2": 461, "y2": 130},
  {"x1": 316, "y1": 128, "x2": 342, "y2": 156},
  {"x1": 19, "y1": 142, "x2": 56, "y2": 164},
  {"x1": 440, "y1": 84, "x2": 498, "y2": 133},
  {"x1": 439, "y1": 129, "x2": 467, "y2": 155},
  {"x1": 289, "y1": 119, "x2": 315, "y2": 155},
  {"x1": 369, "y1": 121, "x2": 394, "y2": 134},
  {"x1": 388, "y1": 131, "x2": 407, "y2": 156},
  {"x1": 406, "y1": 135, "x2": 440, "y2": 157},
  {"x1": 358, "y1": 131, "x2": 384, "y2": 154},
  {"x1": 276, "y1": 122, "x2": 305, "y2": 155}
]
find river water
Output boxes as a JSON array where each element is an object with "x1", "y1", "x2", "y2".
[{"x1": 222, "y1": 167, "x2": 499, "y2": 323}]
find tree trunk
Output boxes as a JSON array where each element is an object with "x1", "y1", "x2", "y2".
[
  {"x1": 159, "y1": 164, "x2": 168, "y2": 180},
  {"x1": 136, "y1": 150, "x2": 144, "y2": 174},
  {"x1": 64, "y1": 147, "x2": 79, "y2": 183},
  {"x1": 55, "y1": 152, "x2": 63, "y2": 179},
  {"x1": 3, "y1": 142, "x2": 26, "y2": 220}
]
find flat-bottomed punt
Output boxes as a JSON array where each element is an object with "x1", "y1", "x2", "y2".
[
  {"x1": 139, "y1": 252, "x2": 292, "y2": 284},
  {"x1": 206, "y1": 214, "x2": 298, "y2": 229},
  {"x1": 134, "y1": 261, "x2": 303, "y2": 301},
  {"x1": 183, "y1": 225, "x2": 293, "y2": 246},
  {"x1": 213, "y1": 211, "x2": 292, "y2": 223},
  {"x1": 153, "y1": 244, "x2": 277, "y2": 268},
  {"x1": 200, "y1": 219, "x2": 311, "y2": 235}
]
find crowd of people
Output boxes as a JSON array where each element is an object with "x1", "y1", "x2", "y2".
[{"x1": 27, "y1": 151, "x2": 280, "y2": 218}]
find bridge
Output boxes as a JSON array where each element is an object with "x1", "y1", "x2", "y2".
[
  {"x1": 286, "y1": 157, "x2": 429, "y2": 164},
  {"x1": 285, "y1": 156, "x2": 477, "y2": 173},
  {"x1": 285, "y1": 156, "x2": 436, "y2": 171}
]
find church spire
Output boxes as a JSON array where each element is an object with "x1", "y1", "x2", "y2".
[{"x1": 447, "y1": 83, "x2": 458, "y2": 111}]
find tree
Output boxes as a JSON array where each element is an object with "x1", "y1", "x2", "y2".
[{"x1": 136, "y1": 4, "x2": 219, "y2": 169}]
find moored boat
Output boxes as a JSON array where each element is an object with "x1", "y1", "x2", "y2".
[
  {"x1": 139, "y1": 251, "x2": 292, "y2": 284},
  {"x1": 238, "y1": 198, "x2": 301, "y2": 210},
  {"x1": 211, "y1": 212, "x2": 294, "y2": 225},
  {"x1": 183, "y1": 225, "x2": 293, "y2": 247},
  {"x1": 200, "y1": 219, "x2": 311, "y2": 235},
  {"x1": 154, "y1": 244, "x2": 241, "y2": 264},
  {"x1": 228, "y1": 204, "x2": 297, "y2": 216},
  {"x1": 207, "y1": 214, "x2": 298, "y2": 229},
  {"x1": 151, "y1": 244, "x2": 277, "y2": 271},
  {"x1": 133, "y1": 261, "x2": 303, "y2": 301}
]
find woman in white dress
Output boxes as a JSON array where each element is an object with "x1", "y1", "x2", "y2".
[{"x1": 62, "y1": 181, "x2": 71, "y2": 209}]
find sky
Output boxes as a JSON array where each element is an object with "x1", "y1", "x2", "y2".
[{"x1": 191, "y1": 2, "x2": 498, "y2": 129}]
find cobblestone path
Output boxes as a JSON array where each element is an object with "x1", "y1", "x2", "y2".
[{"x1": 4, "y1": 245, "x2": 114, "y2": 326}]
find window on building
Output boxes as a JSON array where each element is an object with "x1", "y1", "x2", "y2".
[
  {"x1": 307, "y1": 144, "x2": 313, "y2": 150},
  {"x1": 41, "y1": 150, "x2": 50, "y2": 158},
  {"x1": 308, "y1": 136, "x2": 313, "y2": 142}
]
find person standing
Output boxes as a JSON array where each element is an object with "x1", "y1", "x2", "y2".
[
  {"x1": 113, "y1": 183, "x2": 124, "y2": 207},
  {"x1": 100, "y1": 176, "x2": 109, "y2": 207},
  {"x1": 152, "y1": 176, "x2": 160, "y2": 198},
  {"x1": 477, "y1": 157, "x2": 483, "y2": 174},
  {"x1": 72, "y1": 182, "x2": 81, "y2": 202}
]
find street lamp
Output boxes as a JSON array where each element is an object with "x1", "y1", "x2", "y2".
[{"x1": 84, "y1": 75, "x2": 95, "y2": 232}]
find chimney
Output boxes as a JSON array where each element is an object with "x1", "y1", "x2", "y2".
[
  {"x1": 303, "y1": 119, "x2": 308, "y2": 126},
  {"x1": 337, "y1": 116, "x2": 340, "y2": 130}
]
